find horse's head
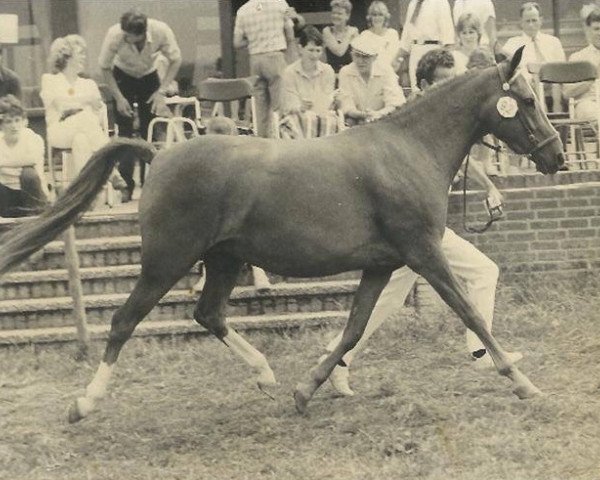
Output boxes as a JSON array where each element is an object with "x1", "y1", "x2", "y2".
[{"x1": 481, "y1": 46, "x2": 565, "y2": 174}]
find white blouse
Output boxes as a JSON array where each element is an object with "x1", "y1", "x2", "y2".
[
  {"x1": 40, "y1": 73, "x2": 103, "y2": 125},
  {"x1": 359, "y1": 29, "x2": 401, "y2": 67}
]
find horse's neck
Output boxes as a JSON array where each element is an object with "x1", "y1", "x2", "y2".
[{"x1": 384, "y1": 71, "x2": 491, "y2": 185}]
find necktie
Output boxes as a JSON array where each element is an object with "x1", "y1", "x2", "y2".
[
  {"x1": 532, "y1": 36, "x2": 546, "y2": 63},
  {"x1": 411, "y1": 0, "x2": 426, "y2": 24}
]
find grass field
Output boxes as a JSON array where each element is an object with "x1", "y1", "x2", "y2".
[{"x1": 2, "y1": 278, "x2": 600, "y2": 480}]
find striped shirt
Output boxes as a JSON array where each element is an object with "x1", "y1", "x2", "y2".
[{"x1": 234, "y1": 0, "x2": 291, "y2": 55}]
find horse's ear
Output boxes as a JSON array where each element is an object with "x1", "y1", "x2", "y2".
[{"x1": 507, "y1": 46, "x2": 525, "y2": 78}]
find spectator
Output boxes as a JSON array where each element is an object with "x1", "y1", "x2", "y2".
[
  {"x1": 453, "y1": 13, "x2": 484, "y2": 71},
  {"x1": 338, "y1": 34, "x2": 406, "y2": 126},
  {"x1": 502, "y1": 2, "x2": 565, "y2": 112},
  {"x1": 359, "y1": 1, "x2": 402, "y2": 72},
  {"x1": 321, "y1": 48, "x2": 520, "y2": 397},
  {"x1": 322, "y1": 0, "x2": 359, "y2": 74},
  {"x1": 0, "y1": 51, "x2": 21, "y2": 100},
  {"x1": 0, "y1": 95, "x2": 48, "y2": 217},
  {"x1": 233, "y1": 0, "x2": 295, "y2": 138},
  {"x1": 279, "y1": 26, "x2": 336, "y2": 138},
  {"x1": 98, "y1": 8, "x2": 181, "y2": 201},
  {"x1": 564, "y1": 8, "x2": 600, "y2": 120},
  {"x1": 467, "y1": 46, "x2": 496, "y2": 70},
  {"x1": 399, "y1": 0, "x2": 455, "y2": 90},
  {"x1": 453, "y1": 0, "x2": 499, "y2": 55},
  {"x1": 41, "y1": 35, "x2": 122, "y2": 188}
]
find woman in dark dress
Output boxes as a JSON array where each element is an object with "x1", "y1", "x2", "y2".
[{"x1": 322, "y1": 0, "x2": 359, "y2": 74}]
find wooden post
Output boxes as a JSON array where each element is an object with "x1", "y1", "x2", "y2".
[
  {"x1": 552, "y1": 0, "x2": 560, "y2": 38},
  {"x1": 63, "y1": 225, "x2": 89, "y2": 360}
]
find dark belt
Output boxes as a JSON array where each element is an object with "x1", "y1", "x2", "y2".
[{"x1": 413, "y1": 40, "x2": 441, "y2": 45}]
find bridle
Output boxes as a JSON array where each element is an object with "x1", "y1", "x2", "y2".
[
  {"x1": 462, "y1": 66, "x2": 560, "y2": 234},
  {"x1": 496, "y1": 65, "x2": 560, "y2": 158}
]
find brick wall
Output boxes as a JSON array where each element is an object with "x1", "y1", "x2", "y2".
[{"x1": 446, "y1": 174, "x2": 600, "y2": 279}]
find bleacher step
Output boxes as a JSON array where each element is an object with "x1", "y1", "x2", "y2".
[
  {"x1": 0, "y1": 280, "x2": 359, "y2": 331},
  {"x1": 0, "y1": 310, "x2": 351, "y2": 346}
]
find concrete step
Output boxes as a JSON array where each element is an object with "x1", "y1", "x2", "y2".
[
  {"x1": 0, "y1": 210, "x2": 140, "y2": 240},
  {"x1": 0, "y1": 261, "x2": 361, "y2": 300},
  {"x1": 0, "y1": 311, "x2": 351, "y2": 346},
  {"x1": 0, "y1": 265, "x2": 199, "y2": 301},
  {"x1": 0, "y1": 280, "x2": 359, "y2": 331}
]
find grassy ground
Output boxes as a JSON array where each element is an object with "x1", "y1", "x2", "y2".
[{"x1": 1, "y1": 279, "x2": 600, "y2": 480}]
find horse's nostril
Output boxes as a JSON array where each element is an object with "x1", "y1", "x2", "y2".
[{"x1": 557, "y1": 152, "x2": 566, "y2": 166}]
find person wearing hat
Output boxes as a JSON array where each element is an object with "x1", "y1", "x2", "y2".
[{"x1": 338, "y1": 34, "x2": 405, "y2": 126}]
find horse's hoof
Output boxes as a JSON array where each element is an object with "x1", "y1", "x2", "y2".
[
  {"x1": 294, "y1": 383, "x2": 313, "y2": 415},
  {"x1": 257, "y1": 367, "x2": 277, "y2": 388},
  {"x1": 513, "y1": 384, "x2": 542, "y2": 400},
  {"x1": 67, "y1": 397, "x2": 93, "y2": 423},
  {"x1": 68, "y1": 400, "x2": 84, "y2": 423}
]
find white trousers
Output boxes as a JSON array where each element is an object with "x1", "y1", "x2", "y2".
[
  {"x1": 327, "y1": 227, "x2": 499, "y2": 365},
  {"x1": 47, "y1": 110, "x2": 108, "y2": 180},
  {"x1": 408, "y1": 44, "x2": 440, "y2": 91}
]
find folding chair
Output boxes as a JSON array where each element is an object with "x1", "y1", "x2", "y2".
[
  {"x1": 197, "y1": 77, "x2": 258, "y2": 135},
  {"x1": 146, "y1": 95, "x2": 202, "y2": 150},
  {"x1": 530, "y1": 61, "x2": 600, "y2": 170},
  {"x1": 272, "y1": 110, "x2": 345, "y2": 139}
]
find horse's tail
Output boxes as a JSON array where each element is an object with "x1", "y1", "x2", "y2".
[{"x1": 0, "y1": 138, "x2": 156, "y2": 276}]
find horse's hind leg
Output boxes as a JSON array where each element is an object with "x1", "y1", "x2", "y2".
[
  {"x1": 68, "y1": 254, "x2": 197, "y2": 423},
  {"x1": 294, "y1": 268, "x2": 392, "y2": 413},
  {"x1": 410, "y1": 245, "x2": 541, "y2": 400},
  {"x1": 194, "y1": 253, "x2": 276, "y2": 389}
]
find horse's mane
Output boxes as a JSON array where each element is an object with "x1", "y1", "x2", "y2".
[{"x1": 368, "y1": 66, "x2": 490, "y2": 126}]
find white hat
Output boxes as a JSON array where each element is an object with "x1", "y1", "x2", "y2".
[{"x1": 351, "y1": 33, "x2": 379, "y2": 57}]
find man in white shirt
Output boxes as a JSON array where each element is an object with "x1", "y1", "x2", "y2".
[
  {"x1": 564, "y1": 8, "x2": 600, "y2": 120},
  {"x1": 398, "y1": 0, "x2": 455, "y2": 91},
  {"x1": 453, "y1": 0, "x2": 498, "y2": 52},
  {"x1": 0, "y1": 95, "x2": 48, "y2": 217},
  {"x1": 502, "y1": 2, "x2": 566, "y2": 112}
]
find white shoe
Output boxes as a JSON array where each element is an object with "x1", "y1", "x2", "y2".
[
  {"x1": 473, "y1": 351, "x2": 523, "y2": 370},
  {"x1": 252, "y1": 267, "x2": 271, "y2": 292}
]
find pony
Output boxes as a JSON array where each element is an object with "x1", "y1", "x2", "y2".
[{"x1": 0, "y1": 49, "x2": 564, "y2": 422}]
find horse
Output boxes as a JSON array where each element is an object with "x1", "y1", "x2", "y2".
[{"x1": 0, "y1": 48, "x2": 564, "y2": 422}]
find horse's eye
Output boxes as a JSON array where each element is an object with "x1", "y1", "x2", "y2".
[{"x1": 523, "y1": 98, "x2": 536, "y2": 107}]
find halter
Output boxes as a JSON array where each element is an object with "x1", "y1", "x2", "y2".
[{"x1": 496, "y1": 65, "x2": 560, "y2": 158}]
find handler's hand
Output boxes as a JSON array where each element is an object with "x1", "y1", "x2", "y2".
[
  {"x1": 147, "y1": 91, "x2": 171, "y2": 117},
  {"x1": 487, "y1": 186, "x2": 504, "y2": 207},
  {"x1": 116, "y1": 96, "x2": 133, "y2": 117}
]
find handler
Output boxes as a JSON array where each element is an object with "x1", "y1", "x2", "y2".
[{"x1": 322, "y1": 48, "x2": 523, "y2": 396}]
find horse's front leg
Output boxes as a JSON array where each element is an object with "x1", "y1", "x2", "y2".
[
  {"x1": 294, "y1": 268, "x2": 392, "y2": 413},
  {"x1": 410, "y1": 245, "x2": 541, "y2": 400}
]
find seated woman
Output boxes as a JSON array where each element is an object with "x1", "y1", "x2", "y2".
[
  {"x1": 338, "y1": 35, "x2": 406, "y2": 126},
  {"x1": 279, "y1": 25, "x2": 337, "y2": 139},
  {"x1": 0, "y1": 95, "x2": 48, "y2": 217},
  {"x1": 40, "y1": 34, "x2": 124, "y2": 189},
  {"x1": 322, "y1": 0, "x2": 359, "y2": 75}
]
